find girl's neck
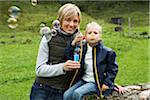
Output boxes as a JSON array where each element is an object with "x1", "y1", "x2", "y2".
[{"x1": 88, "y1": 42, "x2": 98, "y2": 47}]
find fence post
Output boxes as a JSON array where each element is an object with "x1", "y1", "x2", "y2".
[{"x1": 128, "y1": 17, "x2": 131, "y2": 37}]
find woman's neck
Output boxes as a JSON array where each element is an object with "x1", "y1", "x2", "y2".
[
  {"x1": 59, "y1": 28, "x2": 75, "y2": 36},
  {"x1": 59, "y1": 28, "x2": 69, "y2": 35}
]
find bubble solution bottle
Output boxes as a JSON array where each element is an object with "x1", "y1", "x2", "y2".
[{"x1": 74, "y1": 46, "x2": 80, "y2": 62}]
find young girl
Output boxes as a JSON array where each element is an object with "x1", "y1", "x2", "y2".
[
  {"x1": 64, "y1": 22, "x2": 119, "y2": 100},
  {"x1": 30, "y1": 3, "x2": 81, "y2": 100}
]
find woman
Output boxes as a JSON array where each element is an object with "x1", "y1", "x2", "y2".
[{"x1": 30, "y1": 3, "x2": 81, "y2": 100}]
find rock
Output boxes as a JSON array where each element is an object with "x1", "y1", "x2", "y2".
[
  {"x1": 139, "y1": 89, "x2": 150, "y2": 100},
  {"x1": 141, "y1": 83, "x2": 150, "y2": 90},
  {"x1": 84, "y1": 83, "x2": 150, "y2": 100},
  {"x1": 124, "y1": 85, "x2": 141, "y2": 91}
]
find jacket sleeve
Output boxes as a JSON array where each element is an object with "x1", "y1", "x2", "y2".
[{"x1": 103, "y1": 50, "x2": 118, "y2": 87}]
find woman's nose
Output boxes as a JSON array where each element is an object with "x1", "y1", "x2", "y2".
[{"x1": 69, "y1": 21, "x2": 74, "y2": 27}]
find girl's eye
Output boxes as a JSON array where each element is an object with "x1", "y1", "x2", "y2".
[
  {"x1": 88, "y1": 32, "x2": 98, "y2": 35},
  {"x1": 88, "y1": 32, "x2": 92, "y2": 34},
  {"x1": 94, "y1": 32, "x2": 98, "y2": 34}
]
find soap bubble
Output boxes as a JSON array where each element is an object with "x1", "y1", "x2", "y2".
[
  {"x1": 40, "y1": 26, "x2": 52, "y2": 41},
  {"x1": 52, "y1": 20, "x2": 60, "y2": 29},
  {"x1": 50, "y1": 29, "x2": 57, "y2": 37},
  {"x1": 40, "y1": 23, "x2": 46, "y2": 29},
  {"x1": 7, "y1": 17, "x2": 18, "y2": 29},
  {"x1": 31, "y1": 0, "x2": 38, "y2": 6},
  {"x1": 40, "y1": 26, "x2": 50, "y2": 35},
  {"x1": 8, "y1": 6, "x2": 21, "y2": 19}
]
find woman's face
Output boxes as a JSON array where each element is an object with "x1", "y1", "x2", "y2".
[{"x1": 61, "y1": 15, "x2": 79, "y2": 34}]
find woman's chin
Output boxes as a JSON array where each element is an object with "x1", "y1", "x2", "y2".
[{"x1": 66, "y1": 30, "x2": 75, "y2": 34}]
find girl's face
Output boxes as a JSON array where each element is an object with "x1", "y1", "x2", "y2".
[
  {"x1": 85, "y1": 25, "x2": 100, "y2": 44},
  {"x1": 61, "y1": 15, "x2": 79, "y2": 34}
]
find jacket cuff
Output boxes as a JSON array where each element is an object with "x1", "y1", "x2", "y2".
[{"x1": 103, "y1": 80, "x2": 114, "y2": 88}]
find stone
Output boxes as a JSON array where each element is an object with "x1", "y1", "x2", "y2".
[
  {"x1": 124, "y1": 85, "x2": 141, "y2": 91},
  {"x1": 141, "y1": 83, "x2": 150, "y2": 90},
  {"x1": 139, "y1": 89, "x2": 150, "y2": 100},
  {"x1": 84, "y1": 83, "x2": 150, "y2": 100}
]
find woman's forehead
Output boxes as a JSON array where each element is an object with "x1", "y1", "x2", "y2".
[
  {"x1": 64, "y1": 15, "x2": 79, "y2": 20},
  {"x1": 64, "y1": 11, "x2": 79, "y2": 17}
]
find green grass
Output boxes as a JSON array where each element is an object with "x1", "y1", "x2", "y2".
[
  {"x1": 0, "y1": 32, "x2": 39, "y2": 100},
  {"x1": 0, "y1": 1, "x2": 149, "y2": 100},
  {"x1": 116, "y1": 39, "x2": 149, "y2": 85}
]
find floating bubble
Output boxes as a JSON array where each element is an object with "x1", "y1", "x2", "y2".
[
  {"x1": 52, "y1": 20, "x2": 60, "y2": 29},
  {"x1": 7, "y1": 17, "x2": 18, "y2": 29},
  {"x1": 40, "y1": 23, "x2": 46, "y2": 28},
  {"x1": 50, "y1": 29, "x2": 57, "y2": 37},
  {"x1": 8, "y1": 6, "x2": 21, "y2": 19},
  {"x1": 40, "y1": 26, "x2": 52, "y2": 41},
  {"x1": 40, "y1": 26, "x2": 51, "y2": 35},
  {"x1": 31, "y1": 0, "x2": 38, "y2": 6},
  {"x1": 40, "y1": 23, "x2": 47, "y2": 35}
]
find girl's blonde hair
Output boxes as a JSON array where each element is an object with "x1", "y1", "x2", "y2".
[
  {"x1": 57, "y1": 3, "x2": 81, "y2": 25},
  {"x1": 86, "y1": 22, "x2": 102, "y2": 33}
]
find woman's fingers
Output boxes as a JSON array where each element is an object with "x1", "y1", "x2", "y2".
[{"x1": 64, "y1": 60, "x2": 80, "y2": 71}]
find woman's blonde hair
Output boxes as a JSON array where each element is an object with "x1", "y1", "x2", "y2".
[{"x1": 57, "y1": 3, "x2": 81, "y2": 25}]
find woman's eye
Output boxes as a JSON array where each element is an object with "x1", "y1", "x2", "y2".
[
  {"x1": 74, "y1": 20, "x2": 78, "y2": 23},
  {"x1": 65, "y1": 18, "x2": 71, "y2": 22}
]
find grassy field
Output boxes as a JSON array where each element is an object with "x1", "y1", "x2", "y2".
[{"x1": 0, "y1": 1, "x2": 149, "y2": 100}]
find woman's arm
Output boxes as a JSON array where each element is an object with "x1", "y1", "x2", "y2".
[{"x1": 36, "y1": 36, "x2": 66, "y2": 77}]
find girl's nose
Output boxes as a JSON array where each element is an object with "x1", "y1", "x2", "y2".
[{"x1": 91, "y1": 32, "x2": 95, "y2": 35}]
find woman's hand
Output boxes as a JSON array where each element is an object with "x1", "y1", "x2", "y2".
[
  {"x1": 63, "y1": 60, "x2": 80, "y2": 71},
  {"x1": 72, "y1": 34, "x2": 84, "y2": 46}
]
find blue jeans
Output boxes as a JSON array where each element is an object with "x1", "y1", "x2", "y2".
[
  {"x1": 30, "y1": 82, "x2": 64, "y2": 100},
  {"x1": 63, "y1": 80, "x2": 97, "y2": 100}
]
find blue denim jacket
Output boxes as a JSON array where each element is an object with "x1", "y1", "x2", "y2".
[{"x1": 65, "y1": 41, "x2": 118, "y2": 97}]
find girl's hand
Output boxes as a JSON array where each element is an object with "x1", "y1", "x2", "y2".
[
  {"x1": 72, "y1": 34, "x2": 84, "y2": 46},
  {"x1": 114, "y1": 85, "x2": 127, "y2": 94},
  {"x1": 102, "y1": 84, "x2": 109, "y2": 91}
]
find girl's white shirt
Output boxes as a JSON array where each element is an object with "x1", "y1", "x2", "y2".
[{"x1": 82, "y1": 44, "x2": 95, "y2": 82}]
